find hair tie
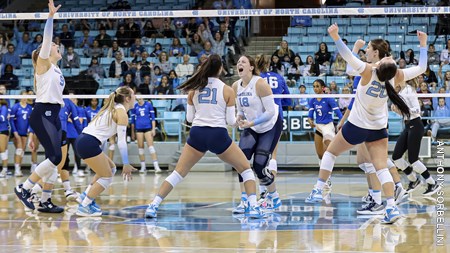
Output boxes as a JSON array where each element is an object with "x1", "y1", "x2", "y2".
[{"x1": 114, "y1": 91, "x2": 117, "y2": 95}]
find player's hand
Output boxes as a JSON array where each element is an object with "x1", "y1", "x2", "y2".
[
  {"x1": 122, "y1": 164, "x2": 137, "y2": 181},
  {"x1": 28, "y1": 139, "x2": 35, "y2": 151},
  {"x1": 417, "y1": 31, "x2": 427, "y2": 47},
  {"x1": 327, "y1": 23, "x2": 340, "y2": 41},
  {"x1": 337, "y1": 121, "x2": 344, "y2": 131},
  {"x1": 354, "y1": 39, "x2": 366, "y2": 51},
  {"x1": 48, "y1": 0, "x2": 62, "y2": 17},
  {"x1": 238, "y1": 120, "x2": 253, "y2": 129}
]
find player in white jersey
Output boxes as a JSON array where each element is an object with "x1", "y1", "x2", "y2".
[
  {"x1": 74, "y1": 86, "x2": 137, "y2": 216},
  {"x1": 231, "y1": 55, "x2": 283, "y2": 214},
  {"x1": 14, "y1": 0, "x2": 67, "y2": 213},
  {"x1": 145, "y1": 54, "x2": 266, "y2": 219},
  {"x1": 392, "y1": 82, "x2": 441, "y2": 196},
  {"x1": 306, "y1": 24, "x2": 428, "y2": 224}
]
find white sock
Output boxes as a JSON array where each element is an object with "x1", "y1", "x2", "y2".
[
  {"x1": 395, "y1": 182, "x2": 403, "y2": 189},
  {"x1": 23, "y1": 178, "x2": 36, "y2": 190},
  {"x1": 14, "y1": 164, "x2": 20, "y2": 171},
  {"x1": 368, "y1": 188, "x2": 374, "y2": 196},
  {"x1": 259, "y1": 185, "x2": 266, "y2": 194},
  {"x1": 41, "y1": 190, "x2": 52, "y2": 202},
  {"x1": 141, "y1": 161, "x2": 146, "y2": 168},
  {"x1": 386, "y1": 198, "x2": 395, "y2": 208},
  {"x1": 85, "y1": 184, "x2": 92, "y2": 195},
  {"x1": 316, "y1": 179, "x2": 326, "y2": 190},
  {"x1": 372, "y1": 190, "x2": 382, "y2": 205},
  {"x1": 152, "y1": 195, "x2": 163, "y2": 206},
  {"x1": 81, "y1": 195, "x2": 93, "y2": 207},
  {"x1": 63, "y1": 180, "x2": 71, "y2": 191},
  {"x1": 2, "y1": 167, "x2": 7, "y2": 172},
  {"x1": 31, "y1": 183, "x2": 42, "y2": 194},
  {"x1": 318, "y1": 159, "x2": 322, "y2": 166},
  {"x1": 426, "y1": 177, "x2": 435, "y2": 185},
  {"x1": 248, "y1": 194, "x2": 257, "y2": 206},
  {"x1": 153, "y1": 161, "x2": 159, "y2": 166}
]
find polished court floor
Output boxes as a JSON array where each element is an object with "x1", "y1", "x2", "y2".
[{"x1": 0, "y1": 171, "x2": 448, "y2": 252}]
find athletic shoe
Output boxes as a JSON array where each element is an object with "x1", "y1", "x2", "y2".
[
  {"x1": 260, "y1": 194, "x2": 282, "y2": 211},
  {"x1": 232, "y1": 200, "x2": 247, "y2": 214},
  {"x1": 382, "y1": 206, "x2": 402, "y2": 224},
  {"x1": 305, "y1": 188, "x2": 323, "y2": 203},
  {"x1": 257, "y1": 190, "x2": 267, "y2": 206},
  {"x1": 246, "y1": 205, "x2": 267, "y2": 219},
  {"x1": 145, "y1": 204, "x2": 158, "y2": 218},
  {"x1": 0, "y1": 168, "x2": 7, "y2": 178},
  {"x1": 29, "y1": 192, "x2": 41, "y2": 204},
  {"x1": 357, "y1": 201, "x2": 385, "y2": 215},
  {"x1": 406, "y1": 179, "x2": 421, "y2": 193},
  {"x1": 362, "y1": 192, "x2": 373, "y2": 204},
  {"x1": 394, "y1": 185, "x2": 408, "y2": 204},
  {"x1": 14, "y1": 169, "x2": 23, "y2": 177},
  {"x1": 77, "y1": 170, "x2": 86, "y2": 177},
  {"x1": 76, "y1": 203, "x2": 102, "y2": 217},
  {"x1": 76, "y1": 192, "x2": 101, "y2": 212},
  {"x1": 423, "y1": 183, "x2": 441, "y2": 196},
  {"x1": 38, "y1": 199, "x2": 64, "y2": 213},
  {"x1": 65, "y1": 190, "x2": 79, "y2": 202},
  {"x1": 324, "y1": 178, "x2": 332, "y2": 191},
  {"x1": 14, "y1": 184, "x2": 35, "y2": 210},
  {"x1": 139, "y1": 166, "x2": 146, "y2": 174},
  {"x1": 154, "y1": 164, "x2": 162, "y2": 173}
]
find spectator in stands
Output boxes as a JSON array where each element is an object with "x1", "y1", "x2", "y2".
[
  {"x1": 160, "y1": 19, "x2": 175, "y2": 38},
  {"x1": 155, "y1": 75, "x2": 174, "y2": 95},
  {"x1": 175, "y1": 54, "x2": 195, "y2": 78},
  {"x1": 287, "y1": 55, "x2": 303, "y2": 86},
  {"x1": 130, "y1": 38, "x2": 146, "y2": 57},
  {"x1": 330, "y1": 53, "x2": 347, "y2": 76},
  {"x1": 54, "y1": 36, "x2": 65, "y2": 56},
  {"x1": 339, "y1": 86, "x2": 351, "y2": 113},
  {"x1": 124, "y1": 19, "x2": 141, "y2": 45},
  {"x1": 138, "y1": 75, "x2": 153, "y2": 95},
  {"x1": 273, "y1": 40, "x2": 296, "y2": 64},
  {"x1": 83, "y1": 40, "x2": 103, "y2": 58},
  {"x1": 441, "y1": 39, "x2": 450, "y2": 65},
  {"x1": 423, "y1": 66, "x2": 439, "y2": 84},
  {"x1": 75, "y1": 19, "x2": 91, "y2": 31},
  {"x1": 208, "y1": 31, "x2": 232, "y2": 76},
  {"x1": 398, "y1": 58, "x2": 407, "y2": 69},
  {"x1": 173, "y1": 18, "x2": 188, "y2": 38},
  {"x1": 87, "y1": 57, "x2": 106, "y2": 79},
  {"x1": 151, "y1": 66, "x2": 162, "y2": 88},
  {"x1": 95, "y1": 27, "x2": 113, "y2": 48},
  {"x1": 168, "y1": 70, "x2": 180, "y2": 90},
  {"x1": 427, "y1": 97, "x2": 450, "y2": 142},
  {"x1": 400, "y1": 49, "x2": 418, "y2": 65},
  {"x1": 197, "y1": 23, "x2": 210, "y2": 42},
  {"x1": 198, "y1": 54, "x2": 208, "y2": 65},
  {"x1": 107, "y1": 40, "x2": 125, "y2": 58},
  {"x1": 1, "y1": 44, "x2": 21, "y2": 69},
  {"x1": 169, "y1": 38, "x2": 185, "y2": 58},
  {"x1": 13, "y1": 23, "x2": 31, "y2": 58},
  {"x1": 269, "y1": 55, "x2": 285, "y2": 76},
  {"x1": 429, "y1": 81, "x2": 439, "y2": 93},
  {"x1": 184, "y1": 18, "x2": 199, "y2": 37},
  {"x1": 142, "y1": 20, "x2": 158, "y2": 39},
  {"x1": 156, "y1": 52, "x2": 172, "y2": 75},
  {"x1": 0, "y1": 34, "x2": 9, "y2": 56},
  {"x1": 385, "y1": 40, "x2": 398, "y2": 61},
  {"x1": 433, "y1": 0, "x2": 450, "y2": 44},
  {"x1": 198, "y1": 41, "x2": 213, "y2": 60},
  {"x1": 109, "y1": 51, "x2": 128, "y2": 78},
  {"x1": 119, "y1": 73, "x2": 137, "y2": 92},
  {"x1": 116, "y1": 25, "x2": 130, "y2": 48},
  {"x1": 315, "y1": 42, "x2": 331, "y2": 66},
  {"x1": 301, "y1": 55, "x2": 321, "y2": 77},
  {"x1": 428, "y1": 44, "x2": 441, "y2": 65},
  {"x1": 59, "y1": 24, "x2": 74, "y2": 48},
  {"x1": 76, "y1": 28, "x2": 94, "y2": 49},
  {"x1": 433, "y1": 87, "x2": 450, "y2": 106},
  {"x1": 438, "y1": 64, "x2": 450, "y2": 88},
  {"x1": 329, "y1": 81, "x2": 339, "y2": 94},
  {"x1": 29, "y1": 34, "x2": 43, "y2": 56},
  {"x1": 358, "y1": 49, "x2": 366, "y2": 62},
  {"x1": 232, "y1": 0, "x2": 252, "y2": 8},
  {"x1": 418, "y1": 81, "x2": 434, "y2": 117},
  {"x1": 62, "y1": 46, "x2": 81, "y2": 68},
  {"x1": 108, "y1": 0, "x2": 131, "y2": 10},
  {"x1": 150, "y1": 43, "x2": 162, "y2": 58},
  {"x1": 187, "y1": 33, "x2": 204, "y2": 57},
  {"x1": 213, "y1": 0, "x2": 227, "y2": 9},
  {"x1": 139, "y1": 52, "x2": 151, "y2": 77},
  {"x1": 293, "y1": 85, "x2": 309, "y2": 111},
  {"x1": 0, "y1": 64, "x2": 18, "y2": 90}
]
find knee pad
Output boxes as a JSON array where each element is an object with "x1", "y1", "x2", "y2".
[
  {"x1": 165, "y1": 171, "x2": 183, "y2": 188},
  {"x1": 387, "y1": 158, "x2": 396, "y2": 169},
  {"x1": 258, "y1": 167, "x2": 275, "y2": 186},
  {"x1": 394, "y1": 158, "x2": 409, "y2": 171},
  {"x1": 358, "y1": 163, "x2": 366, "y2": 173},
  {"x1": 240, "y1": 169, "x2": 255, "y2": 183},
  {"x1": 43, "y1": 168, "x2": 58, "y2": 185},
  {"x1": 109, "y1": 144, "x2": 115, "y2": 151},
  {"x1": 0, "y1": 151, "x2": 7, "y2": 161},
  {"x1": 111, "y1": 167, "x2": 117, "y2": 175},
  {"x1": 321, "y1": 151, "x2": 336, "y2": 172},
  {"x1": 149, "y1": 146, "x2": 156, "y2": 154},
  {"x1": 97, "y1": 177, "x2": 113, "y2": 190},
  {"x1": 364, "y1": 163, "x2": 376, "y2": 174},
  {"x1": 376, "y1": 168, "x2": 394, "y2": 186},
  {"x1": 15, "y1": 148, "x2": 24, "y2": 157},
  {"x1": 35, "y1": 159, "x2": 57, "y2": 179},
  {"x1": 253, "y1": 149, "x2": 271, "y2": 174},
  {"x1": 138, "y1": 148, "x2": 145, "y2": 155},
  {"x1": 411, "y1": 160, "x2": 427, "y2": 174}
]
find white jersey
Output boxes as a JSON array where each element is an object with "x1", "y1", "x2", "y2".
[
  {"x1": 192, "y1": 77, "x2": 227, "y2": 128},
  {"x1": 35, "y1": 64, "x2": 65, "y2": 105},
  {"x1": 83, "y1": 103, "x2": 125, "y2": 144},
  {"x1": 236, "y1": 76, "x2": 279, "y2": 133},
  {"x1": 348, "y1": 69, "x2": 390, "y2": 130},
  {"x1": 399, "y1": 85, "x2": 421, "y2": 120}
]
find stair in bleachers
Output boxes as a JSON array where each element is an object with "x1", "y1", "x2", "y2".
[
  {"x1": 245, "y1": 36, "x2": 282, "y2": 57},
  {"x1": 168, "y1": 149, "x2": 232, "y2": 172}
]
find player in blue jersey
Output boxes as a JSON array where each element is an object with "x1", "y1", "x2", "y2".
[
  {"x1": 85, "y1": 98, "x2": 100, "y2": 125},
  {"x1": 255, "y1": 54, "x2": 291, "y2": 204},
  {"x1": 0, "y1": 87, "x2": 10, "y2": 178},
  {"x1": 131, "y1": 92, "x2": 161, "y2": 173},
  {"x1": 66, "y1": 91, "x2": 85, "y2": 177},
  {"x1": 10, "y1": 91, "x2": 33, "y2": 177}
]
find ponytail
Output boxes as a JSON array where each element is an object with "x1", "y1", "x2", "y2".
[
  {"x1": 178, "y1": 54, "x2": 222, "y2": 92},
  {"x1": 255, "y1": 54, "x2": 269, "y2": 73},
  {"x1": 91, "y1": 86, "x2": 133, "y2": 126},
  {"x1": 385, "y1": 80, "x2": 411, "y2": 119}
]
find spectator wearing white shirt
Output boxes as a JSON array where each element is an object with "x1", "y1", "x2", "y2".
[
  {"x1": 175, "y1": 54, "x2": 195, "y2": 78},
  {"x1": 440, "y1": 39, "x2": 450, "y2": 65}
]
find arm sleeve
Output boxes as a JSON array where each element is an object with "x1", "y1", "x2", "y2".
[
  {"x1": 186, "y1": 104, "x2": 195, "y2": 123},
  {"x1": 335, "y1": 38, "x2": 366, "y2": 74},
  {"x1": 10, "y1": 105, "x2": 17, "y2": 133},
  {"x1": 401, "y1": 47, "x2": 427, "y2": 81},
  {"x1": 345, "y1": 52, "x2": 361, "y2": 76},
  {"x1": 329, "y1": 98, "x2": 343, "y2": 119},
  {"x1": 226, "y1": 106, "x2": 236, "y2": 126},
  {"x1": 39, "y1": 18, "x2": 54, "y2": 59},
  {"x1": 253, "y1": 95, "x2": 276, "y2": 125},
  {"x1": 116, "y1": 125, "x2": 129, "y2": 165},
  {"x1": 149, "y1": 104, "x2": 156, "y2": 122},
  {"x1": 308, "y1": 100, "x2": 314, "y2": 119}
]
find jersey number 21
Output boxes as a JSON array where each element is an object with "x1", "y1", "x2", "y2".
[{"x1": 198, "y1": 88, "x2": 218, "y2": 104}]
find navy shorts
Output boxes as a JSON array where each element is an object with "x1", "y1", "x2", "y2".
[
  {"x1": 75, "y1": 133, "x2": 102, "y2": 159},
  {"x1": 136, "y1": 128, "x2": 152, "y2": 133},
  {"x1": 187, "y1": 126, "x2": 232, "y2": 154},
  {"x1": 342, "y1": 121, "x2": 388, "y2": 145}
]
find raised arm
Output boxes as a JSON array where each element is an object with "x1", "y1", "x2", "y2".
[
  {"x1": 36, "y1": 0, "x2": 61, "y2": 74},
  {"x1": 346, "y1": 39, "x2": 366, "y2": 76},
  {"x1": 397, "y1": 31, "x2": 428, "y2": 83}
]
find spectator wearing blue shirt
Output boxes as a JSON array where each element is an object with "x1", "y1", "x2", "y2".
[
  {"x1": 169, "y1": 38, "x2": 185, "y2": 58},
  {"x1": 28, "y1": 34, "x2": 43, "y2": 57},
  {"x1": 0, "y1": 64, "x2": 19, "y2": 90},
  {"x1": 428, "y1": 97, "x2": 450, "y2": 141},
  {"x1": 66, "y1": 93, "x2": 85, "y2": 176},
  {"x1": 130, "y1": 38, "x2": 146, "y2": 58},
  {"x1": 76, "y1": 28, "x2": 94, "y2": 49},
  {"x1": 13, "y1": 25, "x2": 32, "y2": 58},
  {"x1": 1, "y1": 44, "x2": 21, "y2": 70}
]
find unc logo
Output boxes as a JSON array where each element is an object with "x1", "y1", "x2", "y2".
[{"x1": 45, "y1": 111, "x2": 52, "y2": 117}]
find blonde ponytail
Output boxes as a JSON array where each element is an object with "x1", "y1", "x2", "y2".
[{"x1": 91, "y1": 87, "x2": 133, "y2": 127}]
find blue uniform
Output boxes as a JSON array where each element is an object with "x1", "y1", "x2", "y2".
[
  {"x1": 308, "y1": 98, "x2": 343, "y2": 124},
  {"x1": 348, "y1": 76, "x2": 361, "y2": 111},
  {"x1": 10, "y1": 103, "x2": 33, "y2": 136},
  {"x1": 131, "y1": 101, "x2": 155, "y2": 130},
  {"x1": 0, "y1": 105, "x2": 10, "y2": 132},
  {"x1": 85, "y1": 105, "x2": 100, "y2": 126},
  {"x1": 59, "y1": 99, "x2": 80, "y2": 133},
  {"x1": 67, "y1": 106, "x2": 85, "y2": 139},
  {"x1": 260, "y1": 71, "x2": 292, "y2": 116}
]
